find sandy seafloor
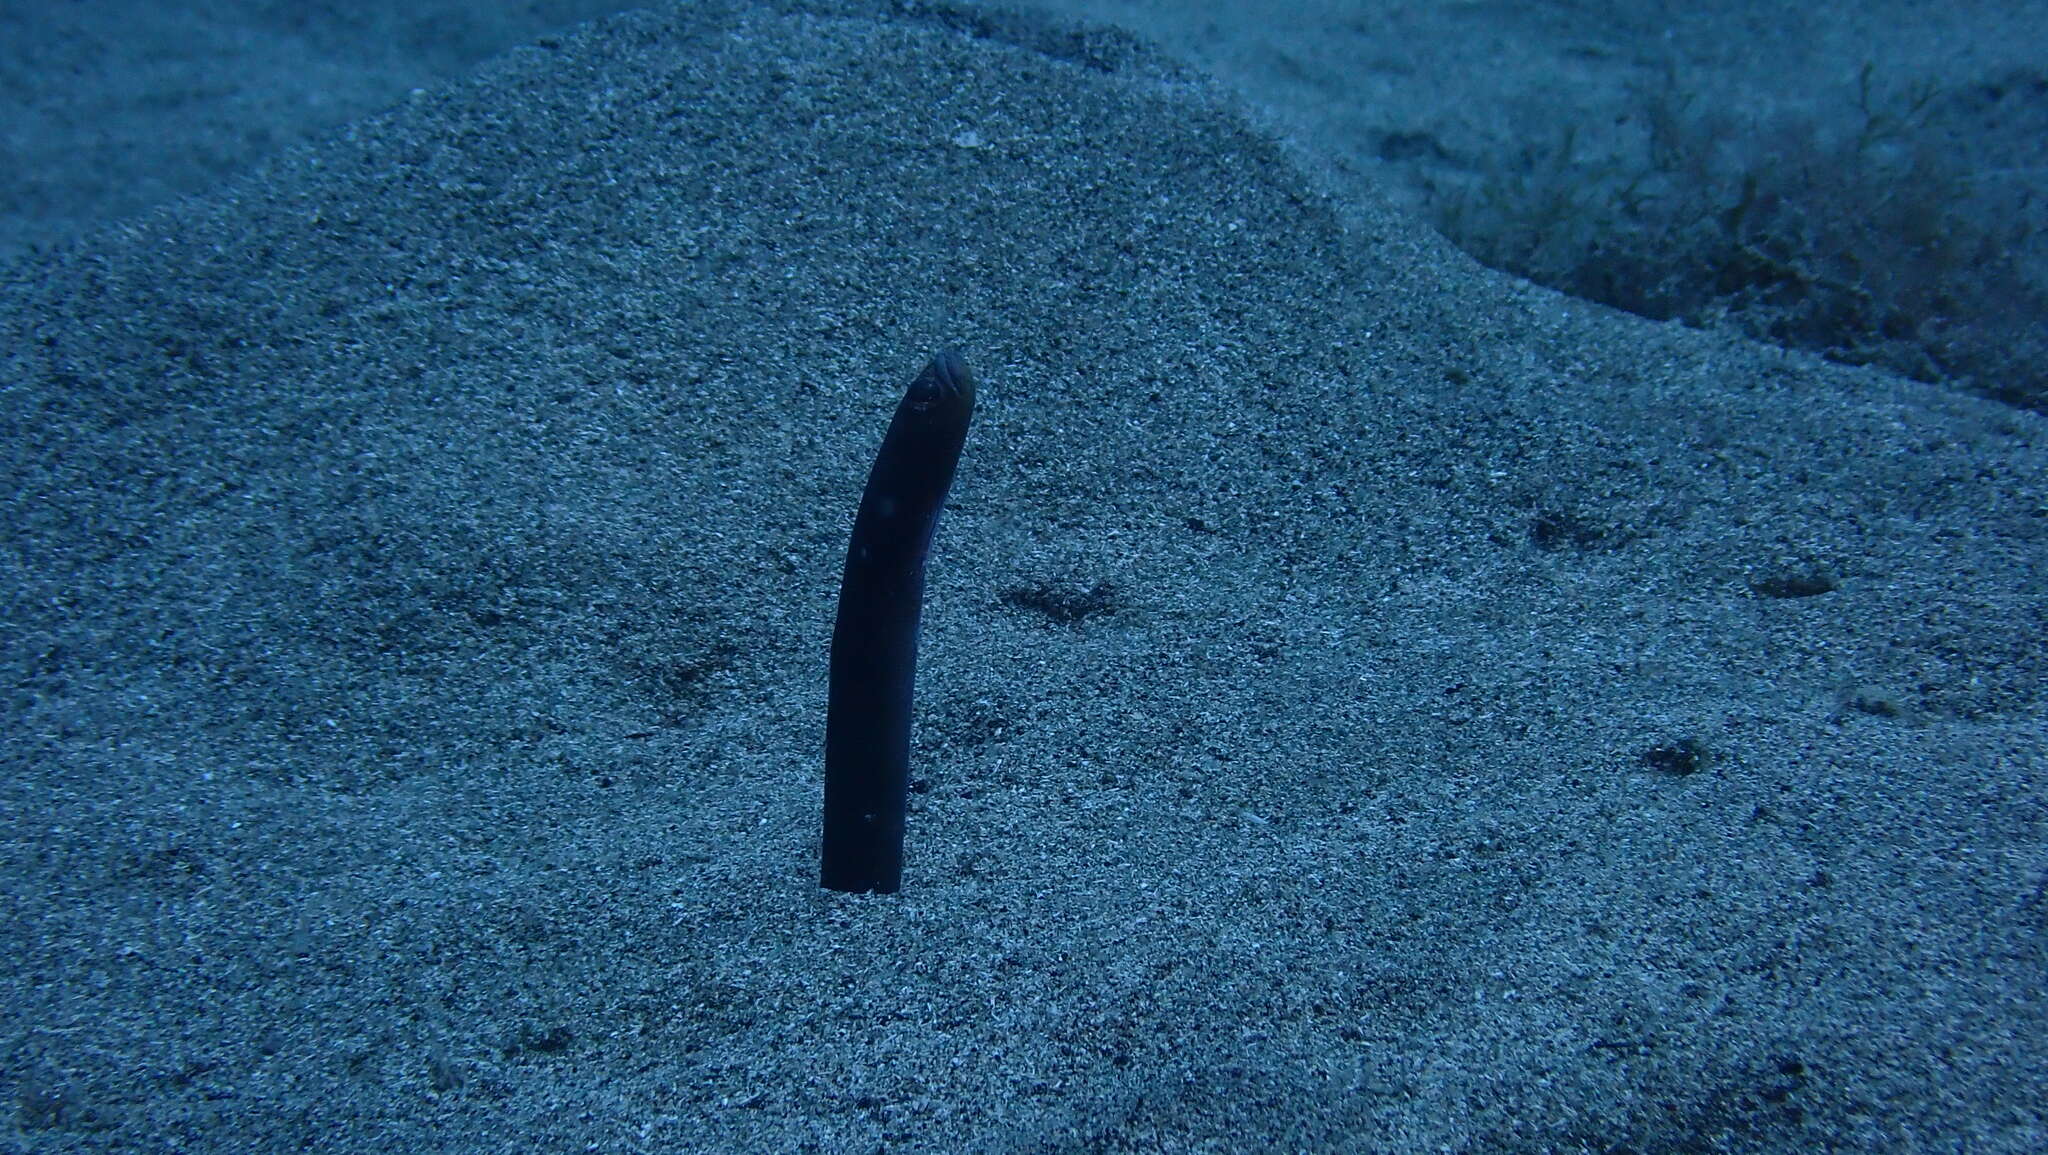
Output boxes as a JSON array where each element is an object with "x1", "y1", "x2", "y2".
[{"x1": 2, "y1": 1, "x2": 2045, "y2": 1151}]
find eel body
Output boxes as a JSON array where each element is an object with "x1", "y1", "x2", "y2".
[{"x1": 820, "y1": 349, "x2": 975, "y2": 893}]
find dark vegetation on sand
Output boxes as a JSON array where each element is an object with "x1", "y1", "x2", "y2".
[{"x1": 1431, "y1": 63, "x2": 2048, "y2": 413}]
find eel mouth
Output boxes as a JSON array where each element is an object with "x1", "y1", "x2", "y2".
[{"x1": 909, "y1": 347, "x2": 975, "y2": 414}]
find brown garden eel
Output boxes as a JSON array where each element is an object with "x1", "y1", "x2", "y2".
[{"x1": 820, "y1": 349, "x2": 975, "y2": 893}]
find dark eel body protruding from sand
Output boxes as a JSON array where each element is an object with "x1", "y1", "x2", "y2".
[{"x1": 821, "y1": 349, "x2": 976, "y2": 893}]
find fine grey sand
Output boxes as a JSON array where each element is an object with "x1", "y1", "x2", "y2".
[{"x1": 2, "y1": 1, "x2": 2044, "y2": 1151}]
